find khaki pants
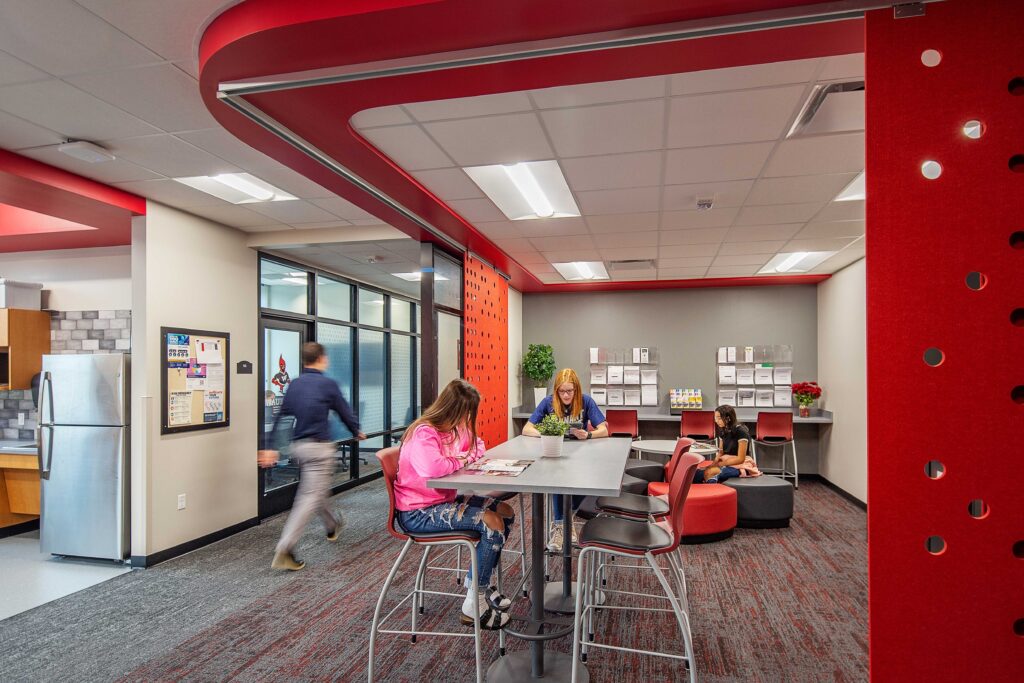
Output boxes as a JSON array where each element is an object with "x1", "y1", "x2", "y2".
[{"x1": 276, "y1": 440, "x2": 337, "y2": 554}]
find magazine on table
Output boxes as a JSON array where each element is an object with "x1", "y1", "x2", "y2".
[{"x1": 465, "y1": 459, "x2": 532, "y2": 477}]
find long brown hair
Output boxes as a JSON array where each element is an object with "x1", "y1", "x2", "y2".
[
  {"x1": 552, "y1": 368, "x2": 583, "y2": 420},
  {"x1": 403, "y1": 379, "x2": 481, "y2": 451},
  {"x1": 714, "y1": 404, "x2": 743, "y2": 437}
]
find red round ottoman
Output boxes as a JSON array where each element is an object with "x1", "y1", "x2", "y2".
[
  {"x1": 680, "y1": 483, "x2": 737, "y2": 544},
  {"x1": 647, "y1": 460, "x2": 713, "y2": 497}
]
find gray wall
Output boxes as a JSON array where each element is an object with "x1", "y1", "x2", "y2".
[{"x1": 522, "y1": 285, "x2": 818, "y2": 410}]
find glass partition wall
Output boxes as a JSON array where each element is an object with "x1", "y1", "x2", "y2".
[{"x1": 258, "y1": 255, "x2": 421, "y2": 518}]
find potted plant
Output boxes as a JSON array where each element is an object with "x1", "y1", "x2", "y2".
[
  {"x1": 522, "y1": 343, "x2": 556, "y2": 407},
  {"x1": 791, "y1": 381, "x2": 823, "y2": 418},
  {"x1": 537, "y1": 413, "x2": 569, "y2": 458}
]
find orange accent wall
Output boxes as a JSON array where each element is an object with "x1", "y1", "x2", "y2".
[{"x1": 463, "y1": 254, "x2": 508, "y2": 448}]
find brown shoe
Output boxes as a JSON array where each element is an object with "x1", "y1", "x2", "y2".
[
  {"x1": 271, "y1": 551, "x2": 305, "y2": 571},
  {"x1": 326, "y1": 513, "x2": 345, "y2": 542}
]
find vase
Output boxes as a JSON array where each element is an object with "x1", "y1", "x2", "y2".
[
  {"x1": 533, "y1": 386, "x2": 547, "y2": 408},
  {"x1": 540, "y1": 434, "x2": 563, "y2": 458},
  {"x1": 799, "y1": 404, "x2": 811, "y2": 418}
]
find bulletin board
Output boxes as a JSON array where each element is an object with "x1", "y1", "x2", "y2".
[{"x1": 160, "y1": 326, "x2": 230, "y2": 435}]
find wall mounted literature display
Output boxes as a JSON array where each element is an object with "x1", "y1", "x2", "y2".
[
  {"x1": 587, "y1": 347, "x2": 658, "y2": 408},
  {"x1": 161, "y1": 326, "x2": 230, "y2": 434},
  {"x1": 715, "y1": 345, "x2": 793, "y2": 410}
]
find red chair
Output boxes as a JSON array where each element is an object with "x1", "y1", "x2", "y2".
[
  {"x1": 679, "y1": 410, "x2": 716, "y2": 442},
  {"x1": 752, "y1": 412, "x2": 798, "y2": 489},
  {"x1": 646, "y1": 438, "x2": 696, "y2": 498},
  {"x1": 604, "y1": 409, "x2": 639, "y2": 438},
  {"x1": 368, "y1": 447, "x2": 488, "y2": 683}
]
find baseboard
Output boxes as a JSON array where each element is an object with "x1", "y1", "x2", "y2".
[
  {"x1": 802, "y1": 474, "x2": 866, "y2": 511},
  {"x1": 130, "y1": 516, "x2": 260, "y2": 568},
  {"x1": 0, "y1": 519, "x2": 39, "y2": 539}
]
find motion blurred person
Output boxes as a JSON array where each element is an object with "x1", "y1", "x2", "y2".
[{"x1": 259, "y1": 342, "x2": 365, "y2": 570}]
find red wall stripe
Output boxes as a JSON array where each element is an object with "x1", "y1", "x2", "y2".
[{"x1": 463, "y1": 254, "x2": 509, "y2": 448}]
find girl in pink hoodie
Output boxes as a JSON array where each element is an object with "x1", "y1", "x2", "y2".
[{"x1": 395, "y1": 379, "x2": 515, "y2": 629}]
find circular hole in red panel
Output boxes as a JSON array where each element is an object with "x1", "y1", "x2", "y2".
[
  {"x1": 1016, "y1": 619, "x2": 1024, "y2": 637},
  {"x1": 1011, "y1": 155, "x2": 1024, "y2": 173},
  {"x1": 1013, "y1": 386, "x2": 1024, "y2": 404},
  {"x1": 925, "y1": 460, "x2": 945, "y2": 479},
  {"x1": 1011, "y1": 309, "x2": 1024, "y2": 326},
  {"x1": 923, "y1": 347, "x2": 945, "y2": 366},
  {"x1": 926, "y1": 536, "x2": 946, "y2": 555},
  {"x1": 1009, "y1": 77, "x2": 1024, "y2": 95},
  {"x1": 921, "y1": 160, "x2": 942, "y2": 179},
  {"x1": 968, "y1": 499, "x2": 990, "y2": 519},
  {"x1": 1011, "y1": 232, "x2": 1024, "y2": 249},
  {"x1": 921, "y1": 49, "x2": 942, "y2": 67},
  {"x1": 1014, "y1": 540, "x2": 1024, "y2": 558},
  {"x1": 962, "y1": 120, "x2": 984, "y2": 139},
  {"x1": 965, "y1": 272, "x2": 988, "y2": 290}
]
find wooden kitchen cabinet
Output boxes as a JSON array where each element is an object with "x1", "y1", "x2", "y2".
[{"x1": 0, "y1": 308, "x2": 51, "y2": 391}]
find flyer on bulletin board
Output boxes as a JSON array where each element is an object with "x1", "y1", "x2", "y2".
[{"x1": 167, "y1": 333, "x2": 190, "y2": 368}]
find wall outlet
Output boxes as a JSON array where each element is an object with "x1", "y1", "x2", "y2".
[
  {"x1": 17, "y1": 413, "x2": 25, "y2": 427},
  {"x1": 177, "y1": 493, "x2": 186, "y2": 510}
]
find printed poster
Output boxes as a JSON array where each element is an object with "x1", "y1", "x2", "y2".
[
  {"x1": 169, "y1": 391, "x2": 192, "y2": 426},
  {"x1": 167, "y1": 333, "x2": 190, "y2": 368},
  {"x1": 205, "y1": 364, "x2": 226, "y2": 391},
  {"x1": 204, "y1": 390, "x2": 224, "y2": 415}
]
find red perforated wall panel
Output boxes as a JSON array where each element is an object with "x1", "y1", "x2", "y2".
[
  {"x1": 866, "y1": 1, "x2": 1024, "y2": 679},
  {"x1": 463, "y1": 254, "x2": 509, "y2": 448}
]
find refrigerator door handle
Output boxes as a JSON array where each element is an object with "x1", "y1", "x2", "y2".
[
  {"x1": 38, "y1": 424, "x2": 54, "y2": 480},
  {"x1": 41, "y1": 371, "x2": 55, "y2": 426}
]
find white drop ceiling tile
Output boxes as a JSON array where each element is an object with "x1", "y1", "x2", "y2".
[
  {"x1": 531, "y1": 75, "x2": 665, "y2": 109},
  {"x1": 706, "y1": 266, "x2": 759, "y2": 278},
  {"x1": 17, "y1": 146, "x2": 161, "y2": 183},
  {"x1": 669, "y1": 59, "x2": 818, "y2": 95},
  {"x1": 174, "y1": 59, "x2": 200, "y2": 80},
  {"x1": 0, "y1": 79, "x2": 161, "y2": 140},
  {"x1": 447, "y1": 198, "x2": 505, "y2": 223},
  {"x1": 245, "y1": 200, "x2": 341, "y2": 224},
  {"x1": 745, "y1": 173, "x2": 857, "y2": 206},
  {"x1": 510, "y1": 250, "x2": 549, "y2": 265},
  {"x1": 712, "y1": 254, "x2": 771, "y2": 267},
  {"x1": 659, "y1": 256, "x2": 714, "y2": 268},
  {"x1": 535, "y1": 272, "x2": 566, "y2": 284},
  {"x1": 666, "y1": 86, "x2": 806, "y2": 148},
  {"x1": 794, "y1": 220, "x2": 865, "y2": 240},
  {"x1": 240, "y1": 224, "x2": 292, "y2": 233},
  {"x1": 0, "y1": 0, "x2": 162, "y2": 76},
  {"x1": 410, "y1": 168, "x2": 483, "y2": 200},
  {"x1": 660, "y1": 207, "x2": 739, "y2": 230},
  {"x1": 0, "y1": 50, "x2": 50, "y2": 86},
  {"x1": 809, "y1": 239, "x2": 865, "y2": 274},
  {"x1": 177, "y1": 129, "x2": 278, "y2": 171},
  {"x1": 66, "y1": 64, "x2": 217, "y2": 133},
  {"x1": 586, "y1": 212, "x2": 660, "y2": 233},
  {"x1": 575, "y1": 186, "x2": 661, "y2": 216},
  {"x1": 494, "y1": 238, "x2": 537, "y2": 254},
  {"x1": 514, "y1": 217, "x2": 589, "y2": 238},
  {"x1": 186, "y1": 204, "x2": 281, "y2": 229},
  {"x1": 658, "y1": 267, "x2": 708, "y2": 280},
  {"x1": 254, "y1": 165, "x2": 336, "y2": 199},
  {"x1": 781, "y1": 237, "x2": 859, "y2": 253},
  {"x1": 0, "y1": 111, "x2": 63, "y2": 149},
  {"x1": 348, "y1": 219, "x2": 392, "y2": 226},
  {"x1": 611, "y1": 270, "x2": 656, "y2": 281},
  {"x1": 592, "y1": 231, "x2": 658, "y2": 248},
  {"x1": 110, "y1": 134, "x2": 239, "y2": 178},
  {"x1": 111, "y1": 178, "x2": 231, "y2": 207},
  {"x1": 360, "y1": 124, "x2": 454, "y2": 170},
  {"x1": 659, "y1": 228, "x2": 728, "y2": 245},
  {"x1": 405, "y1": 92, "x2": 533, "y2": 121},
  {"x1": 473, "y1": 221, "x2": 525, "y2": 240},
  {"x1": 598, "y1": 246, "x2": 657, "y2": 260},
  {"x1": 662, "y1": 180, "x2": 753, "y2": 211},
  {"x1": 529, "y1": 234, "x2": 595, "y2": 252},
  {"x1": 76, "y1": 0, "x2": 229, "y2": 62},
  {"x1": 816, "y1": 200, "x2": 865, "y2": 222},
  {"x1": 294, "y1": 221, "x2": 354, "y2": 229},
  {"x1": 819, "y1": 53, "x2": 865, "y2": 81},
  {"x1": 763, "y1": 132, "x2": 865, "y2": 177},
  {"x1": 724, "y1": 224, "x2": 803, "y2": 242},
  {"x1": 717, "y1": 241, "x2": 787, "y2": 256},
  {"x1": 351, "y1": 106, "x2": 414, "y2": 128},
  {"x1": 424, "y1": 113, "x2": 552, "y2": 166},
  {"x1": 799, "y1": 91, "x2": 864, "y2": 136},
  {"x1": 541, "y1": 249, "x2": 601, "y2": 263},
  {"x1": 734, "y1": 203, "x2": 823, "y2": 226},
  {"x1": 664, "y1": 142, "x2": 774, "y2": 184},
  {"x1": 541, "y1": 100, "x2": 664, "y2": 157},
  {"x1": 561, "y1": 151, "x2": 662, "y2": 192},
  {"x1": 525, "y1": 263, "x2": 557, "y2": 275},
  {"x1": 658, "y1": 243, "x2": 720, "y2": 258},
  {"x1": 309, "y1": 197, "x2": 377, "y2": 221}
]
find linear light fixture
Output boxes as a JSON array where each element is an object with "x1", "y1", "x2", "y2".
[
  {"x1": 775, "y1": 252, "x2": 808, "y2": 272},
  {"x1": 463, "y1": 160, "x2": 580, "y2": 220},
  {"x1": 835, "y1": 172, "x2": 865, "y2": 202},
  {"x1": 758, "y1": 251, "x2": 836, "y2": 275},
  {"x1": 213, "y1": 173, "x2": 274, "y2": 200},
  {"x1": 173, "y1": 173, "x2": 297, "y2": 204},
  {"x1": 393, "y1": 271, "x2": 449, "y2": 281},
  {"x1": 502, "y1": 163, "x2": 553, "y2": 218},
  {"x1": 552, "y1": 261, "x2": 609, "y2": 281}
]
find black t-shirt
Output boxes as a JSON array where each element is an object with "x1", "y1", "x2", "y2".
[{"x1": 718, "y1": 424, "x2": 751, "y2": 456}]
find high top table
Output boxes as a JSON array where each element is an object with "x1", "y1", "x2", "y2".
[{"x1": 428, "y1": 435, "x2": 632, "y2": 682}]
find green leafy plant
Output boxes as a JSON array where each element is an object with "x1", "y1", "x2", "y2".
[
  {"x1": 537, "y1": 413, "x2": 570, "y2": 437},
  {"x1": 522, "y1": 343, "x2": 556, "y2": 388}
]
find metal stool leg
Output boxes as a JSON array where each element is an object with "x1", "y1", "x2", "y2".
[
  {"x1": 647, "y1": 552, "x2": 696, "y2": 683},
  {"x1": 791, "y1": 439, "x2": 799, "y2": 489},
  {"x1": 368, "y1": 539, "x2": 413, "y2": 682},
  {"x1": 466, "y1": 543, "x2": 483, "y2": 683},
  {"x1": 570, "y1": 547, "x2": 593, "y2": 682},
  {"x1": 410, "y1": 546, "x2": 431, "y2": 641}
]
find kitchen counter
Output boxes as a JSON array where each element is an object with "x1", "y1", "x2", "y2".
[
  {"x1": 0, "y1": 440, "x2": 39, "y2": 529},
  {"x1": 0, "y1": 440, "x2": 38, "y2": 456}
]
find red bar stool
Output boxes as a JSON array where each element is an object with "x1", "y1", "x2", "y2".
[
  {"x1": 368, "y1": 447, "x2": 492, "y2": 683},
  {"x1": 679, "y1": 409, "x2": 716, "y2": 443},
  {"x1": 752, "y1": 411, "x2": 799, "y2": 488}
]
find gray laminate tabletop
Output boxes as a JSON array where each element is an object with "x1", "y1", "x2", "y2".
[{"x1": 426, "y1": 435, "x2": 632, "y2": 497}]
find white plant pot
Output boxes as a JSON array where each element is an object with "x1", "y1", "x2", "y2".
[
  {"x1": 540, "y1": 434, "x2": 564, "y2": 458},
  {"x1": 533, "y1": 386, "x2": 547, "y2": 407}
]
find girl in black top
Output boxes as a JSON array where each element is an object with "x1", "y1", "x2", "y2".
[{"x1": 694, "y1": 405, "x2": 761, "y2": 483}]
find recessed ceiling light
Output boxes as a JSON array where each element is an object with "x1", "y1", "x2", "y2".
[
  {"x1": 835, "y1": 172, "x2": 865, "y2": 202},
  {"x1": 281, "y1": 276, "x2": 309, "y2": 285},
  {"x1": 758, "y1": 251, "x2": 836, "y2": 274},
  {"x1": 552, "y1": 261, "x2": 609, "y2": 281},
  {"x1": 57, "y1": 140, "x2": 115, "y2": 163},
  {"x1": 463, "y1": 160, "x2": 580, "y2": 221},
  {"x1": 173, "y1": 173, "x2": 297, "y2": 204},
  {"x1": 393, "y1": 271, "x2": 450, "y2": 282}
]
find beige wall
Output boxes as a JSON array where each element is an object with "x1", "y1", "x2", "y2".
[
  {"x1": 131, "y1": 203, "x2": 258, "y2": 557},
  {"x1": 817, "y1": 258, "x2": 867, "y2": 503},
  {"x1": 0, "y1": 246, "x2": 131, "y2": 310},
  {"x1": 507, "y1": 287, "x2": 522, "y2": 438}
]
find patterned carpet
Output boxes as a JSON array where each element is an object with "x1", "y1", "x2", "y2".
[{"x1": 0, "y1": 480, "x2": 866, "y2": 682}]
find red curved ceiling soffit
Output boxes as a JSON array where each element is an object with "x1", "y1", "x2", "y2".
[{"x1": 199, "y1": 0, "x2": 862, "y2": 292}]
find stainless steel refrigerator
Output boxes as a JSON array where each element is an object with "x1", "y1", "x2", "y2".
[{"x1": 38, "y1": 353, "x2": 129, "y2": 561}]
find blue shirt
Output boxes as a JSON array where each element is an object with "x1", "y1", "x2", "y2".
[
  {"x1": 529, "y1": 394, "x2": 606, "y2": 429},
  {"x1": 271, "y1": 368, "x2": 360, "y2": 444}
]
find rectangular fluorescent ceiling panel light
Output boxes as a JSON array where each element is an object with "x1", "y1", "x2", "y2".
[
  {"x1": 463, "y1": 160, "x2": 580, "y2": 220},
  {"x1": 835, "y1": 172, "x2": 865, "y2": 201},
  {"x1": 758, "y1": 251, "x2": 835, "y2": 274},
  {"x1": 552, "y1": 261, "x2": 609, "y2": 281},
  {"x1": 393, "y1": 272, "x2": 449, "y2": 281},
  {"x1": 173, "y1": 173, "x2": 297, "y2": 204}
]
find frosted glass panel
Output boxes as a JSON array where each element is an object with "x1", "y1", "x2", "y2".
[
  {"x1": 359, "y1": 289, "x2": 385, "y2": 327},
  {"x1": 391, "y1": 334, "x2": 414, "y2": 428},
  {"x1": 359, "y1": 329, "x2": 385, "y2": 433},
  {"x1": 318, "y1": 323, "x2": 355, "y2": 441},
  {"x1": 260, "y1": 259, "x2": 307, "y2": 314},
  {"x1": 390, "y1": 298, "x2": 412, "y2": 332},
  {"x1": 317, "y1": 276, "x2": 351, "y2": 321}
]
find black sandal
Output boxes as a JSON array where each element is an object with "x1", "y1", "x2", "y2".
[
  {"x1": 485, "y1": 586, "x2": 512, "y2": 612},
  {"x1": 460, "y1": 607, "x2": 510, "y2": 630}
]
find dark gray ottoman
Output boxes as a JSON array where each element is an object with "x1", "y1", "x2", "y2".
[{"x1": 723, "y1": 476, "x2": 793, "y2": 528}]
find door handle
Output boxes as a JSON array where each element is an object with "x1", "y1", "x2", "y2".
[
  {"x1": 38, "y1": 424, "x2": 54, "y2": 480},
  {"x1": 40, "y1": 371, "x2": 54, "y2": 426}
]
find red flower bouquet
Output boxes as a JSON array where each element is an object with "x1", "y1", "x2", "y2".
[{"x1": 791, "y1": 381, "x2": 822, "y2": 416}]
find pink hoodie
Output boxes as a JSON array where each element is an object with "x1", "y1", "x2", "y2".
[{"x1": 394, "y1": 423, "x2": 486, "y2": 511}]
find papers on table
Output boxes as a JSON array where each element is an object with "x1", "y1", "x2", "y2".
[
  {"x1": 755, "y1": 389, "x2": 774, "y2": 407},
  {"x1": 774, "y1": 386, "x2": 792, "y2": 407},
  {"x1": 737, "y1": 388, "x2": 755, "y2": 407},
  {"x1": 736, "y1": 367, "x2": 754, "y2": 385},
  {"x1": 607, "y1": 388, "x2": 624, "y2": 405},
  {"x1": 591, "y1": 388, "x2": 607, "y2": 405},
  {"x1": 624, "y1": 389, "x2": 641, "y2": 406},
  {"x1": 607, "y1": 365, "x2": 624, "y2": 384},
  {"x1": 591, "y1": 367, "x2": 607, "y2": 384},
  {"x1": 718, "y1": 365, "x2": 736, "y2": 384},
  {"x1": 773, "y1": 367, "x2": 792, "y2": 385},
  {"x1": 465, "y1": 459, "x2": 532, "y2": 477},
  {"x1": 754, "y1": 367, "x2": 774, "y2": 385},
  {"x1": 623, "y1": 365, "x2": 640, "y2": 384},
  {"x1": 718, "y1": 389, "x2": 737, "y2": 406},
  {"x1": 640, "y1": 369, "x2": 658, "y2": 384},
  {"x1": 641, "y1": 385, "x2": 659, "y2": 406}
]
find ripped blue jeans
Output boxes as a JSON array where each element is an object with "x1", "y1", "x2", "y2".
[{"x1": 398, "y1": 496, "x2": 513, "y2": 588}]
